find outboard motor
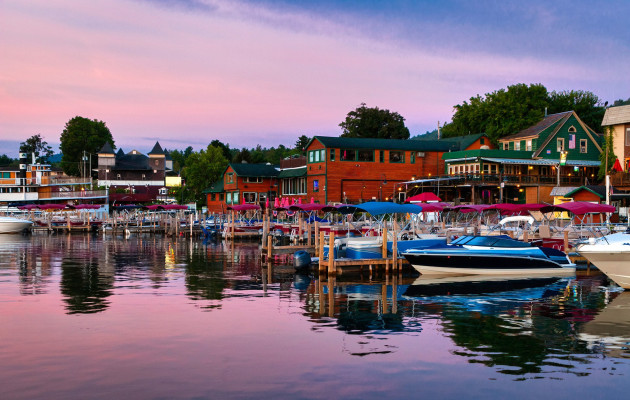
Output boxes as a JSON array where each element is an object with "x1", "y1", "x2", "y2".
[{"x1": 293, "y1": 250, "x2": 311, "y2": 270}]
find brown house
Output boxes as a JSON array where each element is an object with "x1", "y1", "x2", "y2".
[{"x1": 303, "y1": 134, "x2": 491, "y2": 204}]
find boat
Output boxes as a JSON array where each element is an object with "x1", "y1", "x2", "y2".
[
  {"x1": 577, "y1": 232, "x2": 630, "y2": 289},
  {"x1": 0, "y1": 216, "x2": 33, "y2": 234},
  {"x1": 402, "y1": 235, "x2": 576, "y2": 275}
]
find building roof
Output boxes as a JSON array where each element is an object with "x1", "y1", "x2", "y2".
[
  {"x1": 310, "y1": 136, "x2": 458, "y2": 152},
  {"x1": 601, "y1": 105, "x2": 630, "y2": 126},
  {"x1": 98, "y1": 142, "x2": 115, "y2": 154},
  {"x1": 203, "y1": 178, "x2": 224, "y2": 193},
  {"x1": 565, "y1": 185, "x2": 606, "y2": 199},
  {"x1": 550, "y1": 187, "x2": 578, "y2": 196},
  {"x1": 443, "y1": 149, "x2": 533, "y2": 161},
  {"x1": 229, "y1": 162, "x2": 279, "y2": 177},
  {"x1": 116, "y1": 149, "x2": 125, "y2": 158},
  {"x1": 278, "y1": 166, "x2": 307, "y2": 178},
  {"x1": 112, "y1": 152, "x2": 151, "y2": 171},
  {"x1": 501, "y1": 111, "x2": 572, "y2": 141},
  {"x1": 148, "y1": 141, "x2": 165, "y2": 156}
]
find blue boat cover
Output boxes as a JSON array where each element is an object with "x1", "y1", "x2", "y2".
[{"x1": 355, "y1": 202, "x2": 423, "y2": 216}]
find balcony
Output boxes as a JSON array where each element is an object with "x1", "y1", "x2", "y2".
[
  {"x1": 38, "y1": 190, "x2": 108, "y2": 200},
  {"x1": 415, "y1": 174, "x2": 587, "y2": 186},
  {"x1": 0, "y1": 176, "x2": 92, "y2": 187}
]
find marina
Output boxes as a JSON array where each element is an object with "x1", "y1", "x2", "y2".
[{"x1": 1, "y1": 234, "x2": 630, "y2": 399}]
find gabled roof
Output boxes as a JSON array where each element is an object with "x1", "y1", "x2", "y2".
[
  {"x1": 532, "y1": 111, "x2": 602, "y2": 157},
  {"x1": 203, "y1": 178, "x2": 224, "y2": 193},
  {"x1": 500, "y1": 111, "x2": 572, "y2": 141},
  {"x1": 97, "y1": 142, "x2": 115, "y2": 155},
  {"x1": 308, "y1": 136, "x2": 458, "y2": 152},
  {"x1": 116, "y1": 149, "x2": 125, "y2": 158},
  {"x1": 601, "y1": 105, "x2": 630, "y2": 126},
  {"x1": 148, "y1": 141, "x2": 165, "y2": 156},
  {"x1": 278, "y1": 166, "x2": 307, "y2": 178},
  {"x1": 229, "y1": 162, "x2": 279, "y2": 177},
  {"x1": 565, "y1": 185, "x2": 606, "y2": 199},
  {"x1": 444, "y1": 133, "x2": 488, "y2": 150}
]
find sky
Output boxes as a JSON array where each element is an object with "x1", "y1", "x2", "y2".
[{"x1": 1, "y1": 0, "x2": 629, "y2": 154}]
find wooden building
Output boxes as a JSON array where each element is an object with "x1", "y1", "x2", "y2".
[
  {"x1": 437, "y1": 111, "x2": 603, "y2": 204},
  {"x1": 97, "y1": 141, "x2": 171, "y2": 203},
  {"x1": 601, "y1": 104, "x2": 630, "y2": 189},
  {"x1": 303, "y1": 134, "x2": 491, "y2": 204},
  {"x1": 221, "y1": 162, "x2": 280, "y2": 209}
]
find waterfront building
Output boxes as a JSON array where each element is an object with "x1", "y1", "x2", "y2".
[
  {"x1": 97, "y1": 141, "x2": 171, "y2": 204},
  {"x1": 303, "y1": 134, "x2": 490, "y2": 204},
  {"x1": 434, "y1": 111, "x2": 602, "y2": 204},
  {"x1": 0, "y1": 152, "x2": 106, "y2": 207},
  {"x1": 601, "y1": 104, "x2": 630, "y2": 188}
]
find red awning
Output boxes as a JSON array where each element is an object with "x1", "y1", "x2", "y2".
[
  {"x1": 539, "y1": 201, "x2": 616, "y2": 215},
  {"x1": 406, "y1": 192, "x2": 441, "y2": 202}
]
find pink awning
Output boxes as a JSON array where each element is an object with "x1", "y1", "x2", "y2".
[
  {"x1": 539, "y1": 201, "x2": 616, "y2": 215},
  {"x1": 227, "y1": 204, "x2": 261, "y2": 211},
  {"x1": 406, "y1": 192, "x2": 442, "y2": 203}
]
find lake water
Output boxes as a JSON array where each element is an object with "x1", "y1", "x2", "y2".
[{"x1": 1, "y1": 234, "x2": 630, "y2": 399}]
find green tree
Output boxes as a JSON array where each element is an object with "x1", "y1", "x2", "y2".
[
  {"x1": 167, "y1": 146, "x2": 193, "y2": 172},
  {"x1": 0, "y1": 154, "x2": 16, "y2": 166},
  {"x1": 441, "y1": 83, "x2": 549, "y2": 143},
  {"x1": 598, "y1": 126, "x2": 618, "y2": 180},
  {"x1": 294, "y1": 135, "x2": 310, "y2": 154},
  {"x1": 547, "y1": 90, "x2": 605, "y2": 131},
  {"x1": 19, "y1": 134, "x2": 54, "y2": 162},
  {"x1": 181, "y1": 145, "x2": 229, "y2": 204},
  {"x1": 612, "y1": 98, "x2": 630, "y2": 107},
  {"x1": 60, "y1": 116, "x2": 115, "y2": 177},
  {"x1": 340, "y1": 103, "x2": 410, "y2": 139},
  {"x1": 210, "y1": 139, "x2": 232, "y2": 161},
  {"x1": 233, "y1": 148, "x2": 252, "y2": 163}
]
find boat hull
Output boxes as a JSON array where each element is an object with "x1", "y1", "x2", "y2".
[
  {"x1": 0, "y1": 218, "x2": 33, "y2": 234},
  {"x1": 578, "y1": 251, "x2": 630, "y2": 289},
  {"x1": 403, "y1": 251, "x2": 576, "y2": 275}
]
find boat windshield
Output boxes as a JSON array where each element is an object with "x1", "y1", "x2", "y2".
[{"x1": 452, "y1": 235, "x2": 531, "y2": 248}]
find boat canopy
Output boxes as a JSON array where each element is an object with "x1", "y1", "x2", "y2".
[
  {"x1": 406, "y1": 192, "x2": 441, "y2": 202},
  {"x1": 443, "y1": 204, "x2": 491, "y2": 213},
  {"x1": 539, "y1": 201, "x2": 616, "y2": 215},
  {"x1": 288, "y1": 203, "x2": 327, "y2": 212},
  {"x1": 354, "y1": 201, "x2": 423, "y2": 216}
]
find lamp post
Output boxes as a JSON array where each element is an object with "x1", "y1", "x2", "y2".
[{"x1": 557, "y1": 151, "x2": 568, "y2": 187}]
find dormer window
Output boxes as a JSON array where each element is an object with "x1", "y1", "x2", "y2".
[{"x1": 568, "y1": 126, "x2": 577, "y2": 133}]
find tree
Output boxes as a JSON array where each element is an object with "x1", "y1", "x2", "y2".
[
  {"x1": 598, "y1": 126, "x2": 618, "y2": 180},
  {"x1": 59, "y1": 116, "x2": 115, "y2": 177},
  {"x1": 233, "y1": 148, "x2": 252, "y2": 164},
  {"x1": 440, "y1": 83, "x2": 548, "y2": 143},
  {"x1": 294, "y1": 135, "x2": 310, "y2": 154},
  {"x1": 19, "y1": 134, "x2": 54, "y2": 162},
  {"x1": 547, "y1": 90, "x2": 605, "y2": 132},
  {"x1": 612, "y1": 98, "x2": 630, "y2": 107},
  {"x1": 339, "y1": 103, "x2": 410, "y2": 139},
  {"x1": 0, "y1": 154, "x2": 16, "y2": 167},
  {"x1": 167, "y1": 146, "x2": 193, "y2": 172},
  {"x1": 210, "y1": 140, "x2": 232, "y2": 161},
  {"x1": 181, "y1": 145, "x2": 229, "y2": 204}
]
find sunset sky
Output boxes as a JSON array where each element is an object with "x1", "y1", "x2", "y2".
[{"x1": 1, "y1": 0, "x2": 629, "y2": 154}]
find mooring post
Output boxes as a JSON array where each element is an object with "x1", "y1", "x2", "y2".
[
  {"x1": 318, "y1": 231, "x2": 325, "y2": 272},
  {"x1": 328, "y1": 231, "x2": 336, "y2": 275}
]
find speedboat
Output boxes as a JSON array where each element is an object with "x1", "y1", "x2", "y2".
[
  {"x1": 0, "y1": 216, "x2": 33, "y2": 234},
  {"x1": 577, "y1": 232, "x2": 630, "y2": 289},
  {"x1": 402, "y1": 235, "x2": 576, "y2": 275}
]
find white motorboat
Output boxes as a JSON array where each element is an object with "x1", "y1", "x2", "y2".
[
  {"x1": 0, "y1": 216, "x2": 33, "y2": 234},
  {"x1": 577, "y1": 232, "x2": 630, "y2": 289}
]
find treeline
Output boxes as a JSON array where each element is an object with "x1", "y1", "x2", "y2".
[{"x1": 438, "y1": 84, "x2": 630, "y2": 144}]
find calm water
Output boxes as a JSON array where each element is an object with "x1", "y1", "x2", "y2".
[{"x1": 1, "y1": 234, "x2": 630, "y2": 400}]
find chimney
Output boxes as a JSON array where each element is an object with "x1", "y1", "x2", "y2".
[
  {"x1": 437, "y1": 121, "x2": 441, "y2": 140},
  {"x1": 544, "y1": 107, "x2": 547, "y2": 117}
]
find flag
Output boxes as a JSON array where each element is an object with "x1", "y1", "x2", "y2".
[{"x1": 568, "y1": 134, "x2": 576, "y2": 149}]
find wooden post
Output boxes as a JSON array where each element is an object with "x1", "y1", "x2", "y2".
[
  {"x1": 382, "y1": 227, "x2": 388, "y2": 258},
  {"x1": 298, "y1": 215, "x2": 303, "y2": 243},
  {"x1": 306, "y1": 222, "x2": 311, "y2": 247},
  {"x1": 318, "y1": 231, "x2": 325, "y2": 271},
  {"x1": 328, "y1": 232, "x2": 336, "y2": 275},
  {"x1": 523, "y1": 230, "x2": 529, "y2": 242},
  {"x1": 190, "y1": 213, "x2": 193, "y2": 237},
  {"x1": 314, "y1": 221, "x2": 320, "y2": 256},
  {"x1": 267, "y1": 235, "x2": 273, "y2": 261},
  {"x1": 563, "y1": 230, "x2": 569, "y2": 253},
  {"x1": 392, "y1": 222, "x2": 397, "y2": 273}
]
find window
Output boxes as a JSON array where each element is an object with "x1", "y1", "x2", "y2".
[
  {"x1": 219, "y1": 193, "x2": 224, "y2": 201},
  {"x1": 314, "y1": 150, "x2": 320, "y2": 162},
  {"x1": 340, "y1": 149, "x2": 356, "y2": 161},
  {"x1": 526, "y1": 140, "x2": 532, "y2": 151},
  {"x1": 357, "y1": 149, "x2": 374, "y2": 162},
  {"x1": 227, "y1": 173, "x2": 234, "y2": 183},
  {"x1": 480, "y1": 138, "x2": 485, "y2": 145},
  {"x1": 626, "y1": 128, "x2": 630, "y2": 146},
  {"x1": 379, "y1": 150, "x2": 384, "y2": 163},
  {"x1": 243, "y1": 192, "x2": 257, "y2": 203},
  {"x1": 226, "y1": 192, "x2": 232, "y2": 204},
  {"x1": 159, "y1": 187, "x2": 167, "y2": 195},
  {"x1": 557, "y1": 138, "x2": 564, "y2": 152},
  {"x1": 232, "y1": 191, "x2": 240, "y2": 204},
  {"x1": 514, "y1": 141, "x2": 521, "y2": 151},
  {"x1": 142, "y1": 174, "x2": 146, "y2": 180},
  {"x1": 1, "y1": 172, "x2": 9, "y2": 179},
  {"x1": 244, "y1": 177, "x2": 263, "y2": 183},
  {"x1": 389, "y1": 151, "x2": 404, "y2": 163},
  {"x1": 580, "y1": 139, "x2": 588, "y2": 153},
  {"x1": 568, "y1": 126, "x2": 577, "y2": 133},
  {"x1": 410, "y1": 152, "x2": 415, "y2": 164},
  {"x1": 329, "y1": 149, "x2": 335, "y2": 161},
  {"x1": 503, "y1": 142, "x2": 509, "y2": 150},
  {"x1": 313, "y1": 179, "x2": 319, "y2": 192},
  {"x1": 309, "y1": 152, "x2": 314, "y2": 163},
  {"x1": 211, "y1": 193, "x2": 216, "y2": 201}
]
